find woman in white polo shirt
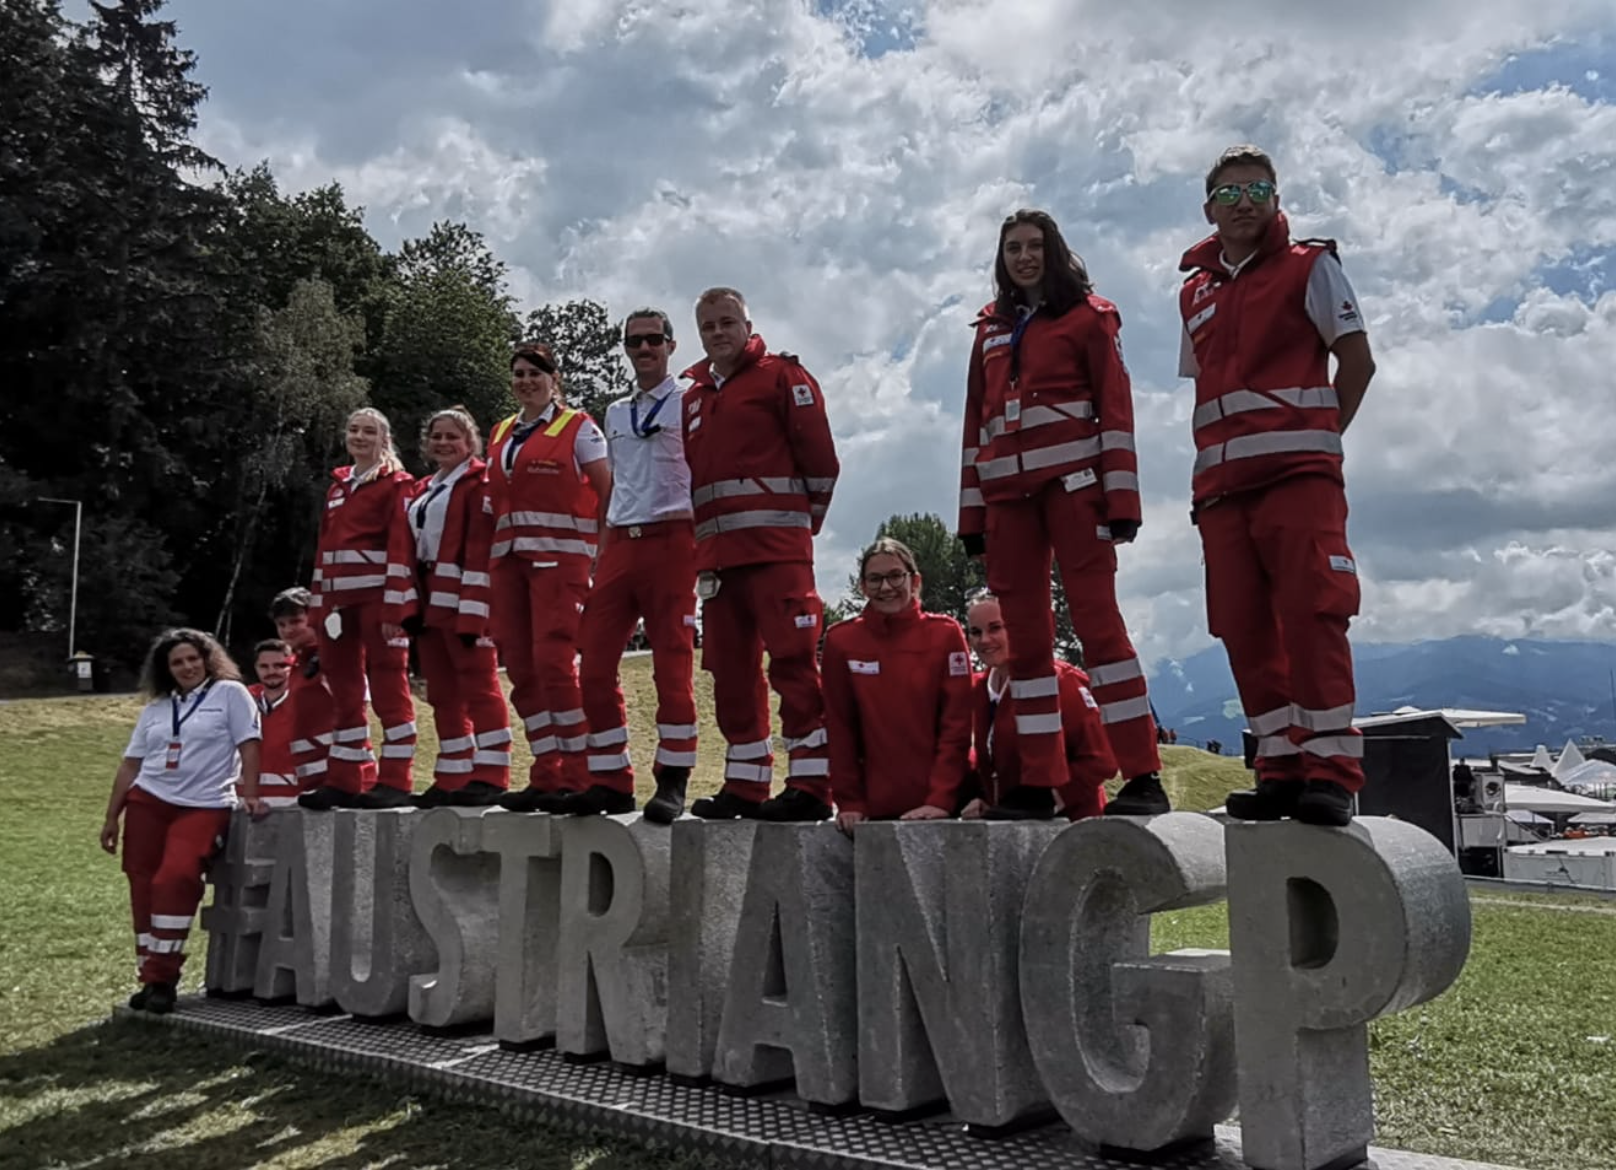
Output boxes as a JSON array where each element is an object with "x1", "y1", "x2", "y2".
[{"x1": 100, "y1": 629, "x2": 266, "y2": 1014}]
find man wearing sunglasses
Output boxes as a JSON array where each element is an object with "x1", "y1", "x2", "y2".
[
  {"x1": 1178, "y1": 144, "x2": 1377, "y2": 827},
  {"x1": 568, "y1": 309, "x2": 700, "y2": 821}
]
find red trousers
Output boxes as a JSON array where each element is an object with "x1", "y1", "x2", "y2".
[
  {"x1": 418, "y1": 626, "x2": 511, "y2": 791},
  {"x1": 701, "y1": 561, "x2": 829, "y2": 803},
  {"x1": 288, "y1": 672, "x2": 334, "y2": 794},
  {"x1": 578, "y1": 523, "x2": 699, "y2": 794},
  {"x1": 985, "y1": 482, "x2": 1158, "y2": 789},
  {"x1": 122, "y1": 787, "x2": 231, "y2": 985},
  {"x1": 1200, "y1": 475, "x2": 1364, "y2": 790},
  {"x1": 317, "y1": 600, "x2": 416, "y2": 793},
  {"x1": 492, "y1": 558, "x2": 590, "y2": 792}
]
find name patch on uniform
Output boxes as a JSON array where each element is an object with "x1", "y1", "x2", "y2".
[
  {"x1": 948, "y1": 651, "x2": 969, "y2": 677},
  {"x1": 794, "y1": 613, "x2": 818, "y2": 629},
  {"x1": 849, "y1": 660, "x2": 880, "y2": 675},
  {"x1": 1080, "y1": 686, "x2": 1100, "y2": 711},
  {"x1": 683, "y1": 614, "x2": 698, "y2": 627},
  {"x1": 1329, "y1": 555, "x2": 1357, "y2": 574},
  {"x1": 982, "y1": 334, "x2": 1013, "y2": 353},
  {"x1": 1188, "y1": 304, "x2": 1216, "y2": 333},
  {"x1": 1062, "y1": 468, "x2": 1097, "y2": 492},
  {"x1": 791, "y1": 384, "x2": 815, "y2": 407},
  {"x1": 1337, "y1": 299, "x2": 1360, "y2": 324}
]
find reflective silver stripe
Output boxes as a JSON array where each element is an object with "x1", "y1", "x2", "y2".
[
  {"x1": 1087, "y1": 657, "x2": 1143, "y2": 688},
  {"x1": 977, "y1": 454, "x2": 1021, "y2": 481},
  {"x1": 328, "y1": 745, "x2": 374, "y2": 763},
  {"x1": 656, "y1": 747, "x2": 699, "y2": 767},
  {"x1": 461, "y1": 571, "x2": 491, "y2": 588},
  {"x1": 1022, "y1": 437, "x2": 1101, "y2": 471},
  {"x1": 148, "y1": 937, "x2": 186, "y2": 954},
  {"x1": 588, "y1": 753, "x2": 632, "y2": 772},
  {"x1": 429, "y1": 591, "x2": 461, "y2": 608},
  {"x1": 804, "y1": 476, "x2": 837, "y2": 493},
  {"x1": 503, "y1": 510, "x2": 601, "y2": 533},
  {"x1": 380, "y1": 744, "x2": 416, "y2": 759},
  {"x1": 728, "y1": 738, "x2": 773, "y2": 761},
  {"x1": 1248, "y1": 706, "x2": 1293, "y2": 736},
  {"x1": 150, "y1": 914, "x2": 193, "y2": 930},
  {"x1": 137, "y1": 932, "x2": 154, "y2": 950},
  {"x1": 460, "y1": 601, "x2": 491, "y2": 618},
  {"x1": 1010, "y1": 676, "x2": 1059, "y2": 700},
  {"x1": 295, "y1": 760, "x2": 329, "y2": 778},
  {"x1": 524, "y1": 712, "x2": 552, "y2": 731},
  {"x1": 383, "y1": 589, "x2": 416, "y2": 606},
  {"x1": 322, "y1": 549, "x2": 388, "y2": 565},
  {"x1": 962, "y1": 446, "x2": 979, "y2": 467},
  {"x1": 476, "y1": 728, "x2": 513, "y2": 747},
  {"x1": 588, "y1": 727, "x2": 630, "y2": 748},
  {"x1": 1102, "y1": 471, "x2": 1138, "y2": 494},
  {"x1": 725, "y1": 762, "x2": 772, "y2": 784},
  {"x1": 290, "y1": 739, "x2": 316, "y2": 754},
  {"x1": 1293, "y1": 702, "x2": 1356, "y2": 731},
  {"x1": 508, "y1": 536, "x2": 596, "y2": 557},
  {"x1": 1194, "y1": 430, "x2": 1343, "y2": 474},
  {"x1": 788, "y1": 758, "x2": 830, "y2": 777},
  {"x1": 330, "y1": 575, "x2": 387, "y2": 591},
  {"x1": 1100, "y1": 431, "x2": 1135, "y2": 453},
  {"x1": 491, "y1": 540, "x2": 512, "y2": 558},
  {"x1": 557, "y1": 735, "x2": 587, "y2": 753},
  {"x1": 959, "y1": 487, "x2": 985, "y2": 509},
  {"x1": 1258, "y1": 735, "x2": 1302, "y2": 757},
  {"x1": 473, "y1": 750, "x2": 512, "y2": 766},
  {"x1": 691, "y1": 477, "x2": 808, "y2": 507},
  {"x1": 386, "y1": 564, "x2": 411, "y2": 580},
  {"x1": 552, "y1": 708, "x2": 586, "y2": 727},
  {"x1": 333, "y1": 726, "x2": 369, "y2": 743},
  {"x1": 529, "y1": 735, "x2": 559, "y2": 754},
  {"x1": 435, "y1": 758, "x2": 474, "y2": 775},
  {"x1": 784, "y1": 728, "x2": 828, "y2": 752},
  {"x1": 695, "y1": 510, "x2": 812, "y2": 541},
  {"x1": 657, "y1": 723, "x2": 699, "y2": 739},
  {"x1": 1016, "y1": 712, "x2": 1063, "y2": 735},
  {"x1": 434, "y1": 563, "x2": 463, "y2": 579},
  {"x1": 1192, "y1": 386, "x2": 1339, "y2": 432},
  {"x1": 439, "y1": 735, "x2": 475, "y2": 754},
  {"x1": 1100, "y1": 695, "x2": 1153, "y2": 725},
  {"x1": 384, "y1": 722, "x2": 417, "y2": 741},
  {"x1": 261, "y1": 794, "x2": 300, "y2": 808},
  {"x1": 982, "y1": 400, "x2": 1095, "y2": 440},
  {"x1": 1303, "y1": 734, "x2": 1365, "y2": 759},
  {"x1": 1187, "y1": 303, "x2": 1216, "y2": 333},
  {"x1": 315, "y1": 733, "x2": 334, "y2": 746}
]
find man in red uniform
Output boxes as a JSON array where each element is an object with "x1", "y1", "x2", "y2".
[
  {"x1": 570, "y1": 307, "x2": 699, "y2": 821},
  {"x1": 273, "y1": 588, "x2": 336, "y2": 805},
  {"x1": 681, "y1": 287, "x2": 840, "y2": 822},
  {"x1": 248, "y1": 638, "x2": 300, "y2": 807},
  {"x1": 1178, "y1": 145, "x2": 1377, "y2": 826}
]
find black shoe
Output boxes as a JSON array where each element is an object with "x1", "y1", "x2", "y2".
[
  {"x1": 449, "y1": 781, "x2": 507, "y2": 807},
  {"x1": 1105, "y1": 773, "x2": 1172, "y2": 817},
  {"x1": 413, "y1": 785, "x2": 457, "y2": 809},
  {"x1": 297, "y1": 786, "x2": 353, "y2": 811},
  {"x1": 758, "y1": 787, "x2": 833, "y2": 823},
  {"x1": 553, "y1": 784, "x2": 635, "y2": 816},
  {"x1": 350, "y1": 786, "x2": 415, "y2": 810},
  {"x1": 128, "y1": 985, "x2": 152, "y2": 1011},
  {"x1": 689, "y1": 790, "x2": 764, "y2": 821},
  {"x1": 985, "y1": 784, "x2": 1057, "y2": 820},
  {"x1": 1224, "y1": 779, "x2": 1302, "y2": 821},
  {"x1": 643, "y1": 766, "x2": 690, "y2": 825},
  {"x1": 144, "y1": 982, "x2": 178, "y2": 1015},
  {"x1": 1295, "y1": 780, "x2": 1355, "y2": 827},
  {"x1": 498, "y1": 786, "x2": 550, "y2": 812}
]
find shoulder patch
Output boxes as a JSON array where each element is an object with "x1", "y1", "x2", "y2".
[
  {"x1": 791, "y1": 383, "x2": 815, "y2": 406},
  {"x1": 948, "y1": 651, "x2": 970, "y2": 677}
]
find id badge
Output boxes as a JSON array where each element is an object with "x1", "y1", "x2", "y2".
[
  {"x1": 696, "y1": 571, "x2": 721, "y2": 601},
  {"x1": 165, "y1": 740, "x2": 183, "y2": 770},
  {"x1": 323, "y1": 609, "x2": 343, "y2": 640},
  {"x1": 1004, "y1": 396, "x2": 1022, "y2": 433}
]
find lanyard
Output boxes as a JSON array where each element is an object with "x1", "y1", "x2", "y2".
[
  {"x1": 1007, "y1": 306, "x2": 1037, "y2": 387},
  {"x1": 171, "y1": 682, "x2": 213, "y2": 737},
  {"x1": 629, "y1": 392, "x2": 670, "y2": 438},
  {"x1": 412, "y1": 480, "x2": 451, "y2": 530},
  {"x1": 503, "y1": 412, "x2": 550, "y2": 475}
]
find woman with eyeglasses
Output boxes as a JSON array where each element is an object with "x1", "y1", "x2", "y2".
[
  {"x1": 955, "y1": 208, "x2": 1166, "y2": 821},
  {"x1": 487, "y1": 342, "x2": 614, "y2": 812},
  {"x1": 381, "y1": 406, "x2": 512, "y2": 808},
  {"x1": 822, "y1": 538, "x2": 974, "y2": 835}
]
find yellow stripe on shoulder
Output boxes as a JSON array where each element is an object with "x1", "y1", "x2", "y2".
[{"x1": 544, "y1": 408, "x2": 576, "y2": 437}]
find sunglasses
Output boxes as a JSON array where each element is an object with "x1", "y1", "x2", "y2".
[
  {"x1": 624, "y1": 334, "x2": 669, "y2": 350},
  {"x1": 1209, "y1": 180, "x2": 1276, "y2": 206}
]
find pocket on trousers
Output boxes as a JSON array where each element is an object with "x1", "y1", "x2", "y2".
[
  {"x1": 766, "y1": 590, "x2": 823, "y2": 660},
  {"x1": 1312, "y1": 538, "x2": 1361, "y2": 621}
]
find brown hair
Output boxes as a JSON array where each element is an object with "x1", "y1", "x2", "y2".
[
  {"x1": 138, "y1": 628, "x2": 241, "y2": 700},
  {"x1": 253, "y1": 638, "x2": 292, "y2": 659},
  {"x1": 993, "y1": 209, "x2": 1093, "y2": 319},
  {"x1": 1205, "y1": 145, "x2": 1278, "y2": 195},
  {"x1": 269, "y1": 587, "x2": 312, "y2": 619},
  {"x1": 859, "y1": 537, "x2": 920, "y2": 581},
  {"x1": 511, "y1": 342, "x2": 564, "y2": 404},
  {"x1": 695, "y1": 287, "x2": 750, "y2": 319},
  {"x1": 419, "y1": 405, "x2": 484, "y2": 463}
]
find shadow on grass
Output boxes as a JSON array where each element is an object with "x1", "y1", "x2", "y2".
[{"x1": 0, "y1": 1016, "x2": 713, "y2": 1170}]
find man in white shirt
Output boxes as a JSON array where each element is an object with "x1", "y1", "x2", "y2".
[{"x1": 565, "y1": 308, "x2": 700, "y2": 821}]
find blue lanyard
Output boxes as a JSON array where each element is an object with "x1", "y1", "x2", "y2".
[
  {"x1": 1007, "y1": 306, "x2": 1036, "y2": 387},
  {"x1": 412, "y1": 480, "x2": 451, "y2": 530},
  {"x1": 171, "y1": 683, "x2": 213, "y2": 737},
  {"x1": 629, "y1": 392, "x2": 670, "y2": 438}
]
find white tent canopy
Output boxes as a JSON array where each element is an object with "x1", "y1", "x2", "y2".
[
  {"x1": 1504, "y1": 783, "x2": 1614, "y2": 815},
  {"x1": 1555, "y1": 740, "x2": 1588, "y2": 779},
  {"x1": 1570, "y1": 811, "x2": 1616, "y2": 826},
  {"x1": 1556, "y1": 760, "x2": 1616, "y2": 792},
  {"x1": 1530, "y1": 745, "x2": 1554, "y2": 771}
]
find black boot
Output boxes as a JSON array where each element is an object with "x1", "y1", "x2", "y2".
[
  {"x1": 144, "y1": 982, "x2": 178, "y2": 1015},
  {"x1": 1224, "y1": 779, "x2": 1302, "y2": 821},
  {"x1": 350, "y1": 786, "x2": 415, "y2": 810},
  {"x1": 985, "y1": 784, "x2": 1056, "y2": 820},
  {"x1": 128, "y1": 985, "x2": 152, "y2": 1011},
  {"x1": 296, "y1": 785, "x2": 352, "y2": 811},
  {"x1": 412, "y1": 785, "x2": 457, "y2": 809},
  {"x1": 449, "y1": 781, "x2": 507, "y2": 807},
  {"x1": 1105, "y1": 772, "x2": 1172, "y2": 816},
  {"x1": 758, "y1": 787, "x2": 833, "y2": 823},
  {"x1": 1295, "y1": 779, "x2": 1355, "y2": 827},
  {"x1": 689, "y1": 790, "x2": 764, "y2": 821},
  {"x1": 553, "y1": 785, "x2": 636, "y2": 816},
  {"x1": 498, "y1": 786, "x2": 550, "y2": 812},
  {"x1": 642, "y1": 766, "x2": 690, "y2": 825}
]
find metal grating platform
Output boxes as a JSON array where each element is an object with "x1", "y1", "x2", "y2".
[{"x1": 129, "y1": 996, "x2": 1518, "y2": 1170}]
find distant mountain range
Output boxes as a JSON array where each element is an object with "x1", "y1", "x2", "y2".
[{"x1": 1147, "y1": 636, "x2": 1616, "y2": 756}]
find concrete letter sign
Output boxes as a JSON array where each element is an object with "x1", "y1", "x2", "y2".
[
  {"x1": 485, "y1": 812, "x2": 562, "y2": 1049},
  {"x1": 714, "y1": 823, "x2": 857, "y2": 1107},
  {"x1": 856, "y1": 820, "x2": 1060, "y2": 1127},
  {"x1": 330, "y1": 809, "x2": 435, "y2": 1019},
  {"x1": 202, "y1": 809, "x2": 284, "y2": 995},
  {"x1": 1020, "y1": 813, "x2": 1237, "y2": 1154},
  {"x1": 253, "y1": 810, "x2": 336, "y2": 1007},
  {"x1": 665, "y1": 820, "x2": 758, "y2": 1082},
  {"x1": 556, "y1": 814, "x2": 672, "y2": 1067},
  {"x1": 408, "y1": 808, "x2": 502, "y2": 1030},
  {"x1": 1226, "y1": 818, "x2": 1472, "y2": 1170}
]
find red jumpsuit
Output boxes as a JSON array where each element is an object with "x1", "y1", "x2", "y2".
[
  {"x1": 1179, "y1": 212, "x2": 1364, "y2": 791},
  {"x1": 958, "y1": 295, "x2": 1159, "y2": 791},
  {"x1": 311, "y1": 464, "x2": 417, "y2": 795},
  {"x1": 286, "y1": 647, "x2": 333, "y2": 794},
  {"x1": 682, "y1": 336, "x2": 840, "y2": 804},
  {"x1": 821, "y1": 601, "x2": 973, "y2": 818},
  {"x1": 486, "y1": 406, "x2": 602, "y2": 793},
  {"x1": 384, "y1": 458, "x2": 512, "y2": 793},
  {"x1": 969, "y1": 662, "x2": 1113, "y2": 820},
  {"x1": 248, "y1": 684, "x2": 299, "y2": 807}
]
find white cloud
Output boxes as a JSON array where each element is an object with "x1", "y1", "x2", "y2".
[{"x1": 167, "y1": 0, "x2": 1616, "y2": 666}]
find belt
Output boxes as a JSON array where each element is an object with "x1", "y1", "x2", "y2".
[{"x1": 611, "y1": 519, "x2": 694, "y2": 540}]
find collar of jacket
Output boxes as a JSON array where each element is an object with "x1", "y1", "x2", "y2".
[
  {"x1": 863, "y1": 598, "x2": 922, "y2": 636},
  {"x1": 682, "y1": 334, "x2": 768, "y2": 387},
  {"x1": 1179, "y1": 210, "x2": 1293, "y2": 277}
]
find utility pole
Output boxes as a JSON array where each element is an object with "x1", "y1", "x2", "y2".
[{"x1": 38, "y1": 497, "x2": 83, "y2": 659}]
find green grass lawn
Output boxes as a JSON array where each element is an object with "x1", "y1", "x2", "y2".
[{"x1": 2, "y1": 670, "x2": 1614, "y2": 1169}]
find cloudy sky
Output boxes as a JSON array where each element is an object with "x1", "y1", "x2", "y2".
[{"x1": 164, "y1": 0, "x2": 1616, "y2": 669}]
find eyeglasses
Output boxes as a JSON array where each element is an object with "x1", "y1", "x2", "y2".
[
  {"x1": 512, "y1": 366, "x2": 554, "y2": 379},
  {"x1": 1209, "y1": 180, "x2": 1276, "y2": 206},
  {"x1": 863, "y1": 571, "x2": 912, "y2": 589},
  {"x1": 624, "y1": 334, "x2": 668, "y2": 350}
]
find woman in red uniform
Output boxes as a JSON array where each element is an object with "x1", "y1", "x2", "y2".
[
  {"x1": 957, "y1": 209, "x2": 1167, "y2": 819},
  {"x1": 488, "y1": 343, "x2": 613, "y2": 812},
  {"x1": 383, "y1": 406, "x2": 512, "y2": 807},
  {"x1": 301, "y1": 407, "x2": 417, "y2": 810},
  {"x1": 823, "y1": 538, "x2": 974, "y2": 834},
  {"x1": 962, "y1": 590, "x2": 1114, "y2": 821}
]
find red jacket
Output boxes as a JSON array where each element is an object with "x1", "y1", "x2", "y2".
[
  {"x1": 249, "y1": 684, "x2": 297, "y2": 803},
  {"x1": 969, "y1": 660, "x2": 1114, "y2": 819},
  {"x1": 486, "y1": 408, "x2": 601, "y2": 569},
  {"x1": 310, "y1": 465, "x2": 415, "y2": 611},
  {"x1": 1179, "y1": 212, "x2": 1342, "y2": 505},
  {"x1": 681, "y1": 335, "x2": 839, "y2": 572},
  {"x1": 382, "y1": 458, "x2": 494, "y2": 636},
  {"x1": 821, "y1": 601, "x2": 974, "y2": 817},
  {"x1": 958, "y1": 296, "x2": 1140, "y2": 539}
]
